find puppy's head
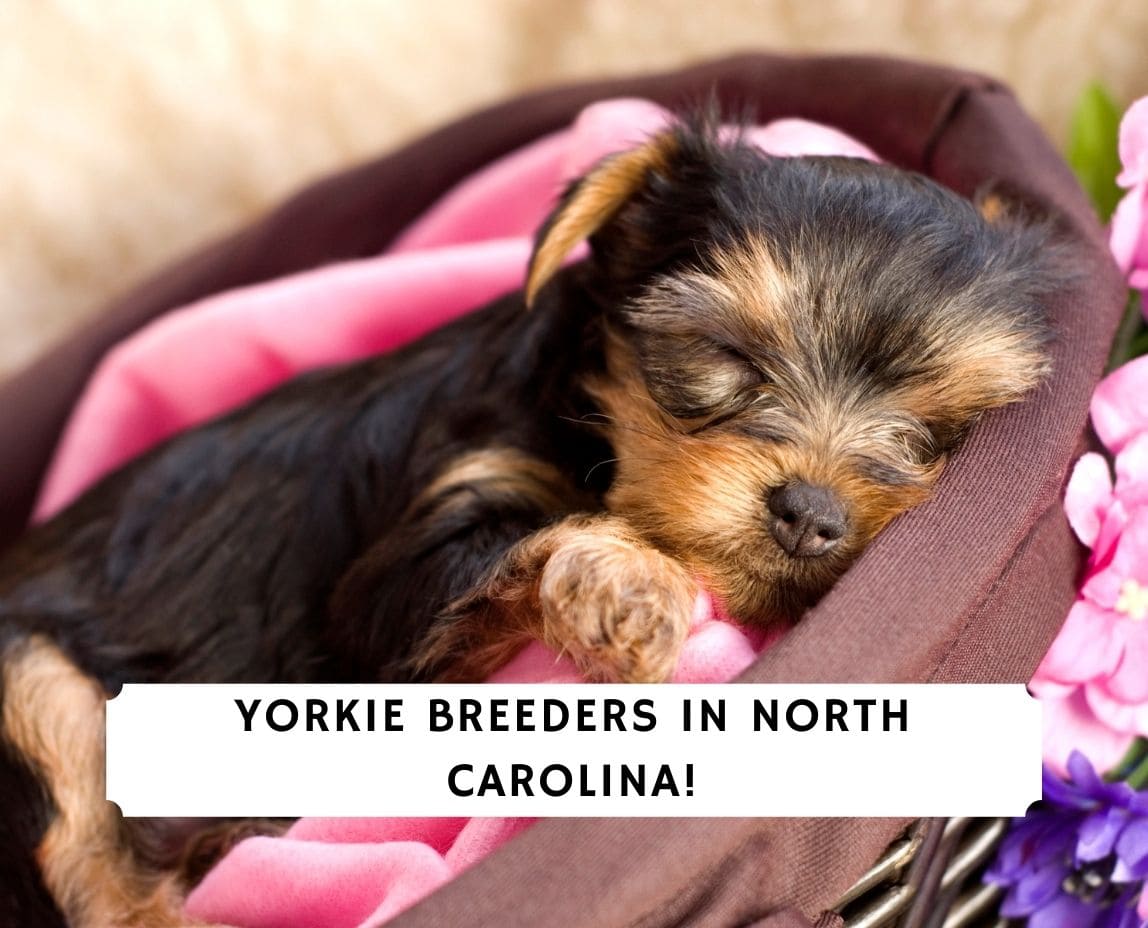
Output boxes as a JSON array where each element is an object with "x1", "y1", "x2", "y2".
[{"x1": 529, "y1": 120, "x2": 1057, "y2": 622}]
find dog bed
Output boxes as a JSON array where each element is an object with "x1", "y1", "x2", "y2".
[
  {"x1": 31, "y1": 98, "x2": 868, "y2": 928},
  {"x1": 0, "y1": 53, "x2": 1128, "y2": 927}
]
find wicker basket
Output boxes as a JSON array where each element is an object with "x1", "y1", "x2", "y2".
[
  {"x1": 836, "y1": 819, "x2": 1009, "y2": 928},
  {"x1": 0, "y1": 52, "x2": 1122, "y2": 928}
]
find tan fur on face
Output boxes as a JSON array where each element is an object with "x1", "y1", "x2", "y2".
[
  {"x1": 595, "y1": 224, "x2": 1050, "y2": 619},
  {"x1": 525, "y1": 130, "x2": 678, "y2": 306},
  {"x1": 891, "y1": 326, "x2": 1050, "y2": 428},
  {"x1": 589, "y1": 333, "x2": 939, "y2": 621},
  {"x1": 688, "y1": 238, "x2": 799, "y2": 358},
  {"x1": 2, "y1": 637, "x2": 223, "y2": 927},
  {"x1": 663, "y1": 235, "x2": 1048, "y2": 411}
]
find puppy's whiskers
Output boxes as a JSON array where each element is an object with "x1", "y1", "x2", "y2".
[
  {"x1": 563, "y1": 413, "x2": 688, "y2": 453},
  {"x1": 584, "y1": 458, "x2": 619, "y2": 483}
]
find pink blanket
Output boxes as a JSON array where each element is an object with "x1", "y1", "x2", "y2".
[{"x1": 36, "y1": 100, "x2": 878, "y2": 928}]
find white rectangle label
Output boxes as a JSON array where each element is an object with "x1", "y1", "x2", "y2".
[{"x1": 106, "y1": 683, "x2": 1039, "y2": 817}]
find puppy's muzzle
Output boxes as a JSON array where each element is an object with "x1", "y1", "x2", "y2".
[{"x1": 767, "y1": 482, "x2": 847, "y2": 558}]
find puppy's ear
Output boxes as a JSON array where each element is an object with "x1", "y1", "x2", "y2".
[
  {"x1": 910, "y1": 326, "x2": 1051, "y2": 440},
  {"x1": 973, "y1": 182, "x2": 1066, "y2": 233},
  {"x1": 525, "y1": 130, "x2": 681, "y2": 307},
  {"x1": 900, "y1": 270, "x2": 1056, "y2": 448},
  {"x1": 883, "y1": 186, "x2": 1067, "y2": 448},
  {"x1": 974, "y1": 190, "x2": 1010, "y2": 225}
]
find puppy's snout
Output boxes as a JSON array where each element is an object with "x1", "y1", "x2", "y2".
[{"x1": 767, "y1": 482, "x2": 847, "y2": 558}]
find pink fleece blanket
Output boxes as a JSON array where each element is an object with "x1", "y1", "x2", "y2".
[{"x1": 36, "y1": 100, "x2": 878, "y2": 928}]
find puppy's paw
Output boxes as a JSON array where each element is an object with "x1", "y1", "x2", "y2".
[{"x1": 538, "y1": 536, "x2": 695, "y2": 683}]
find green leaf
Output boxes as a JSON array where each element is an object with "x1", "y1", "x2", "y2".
[
  {"x1": 1105, "y1": 736, "x2": 1148, "y2": 782},
  {"x1": 1105, "y1": 292, "x2": 1148, "y2": 371},
  {"x1": 1067, "y1": 82, "x2": 1123, "y2": 221},
  {"x1": 1128, "y1": 322, "x2": 1148, "y2": 362}
]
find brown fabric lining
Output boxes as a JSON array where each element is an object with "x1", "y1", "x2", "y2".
[
  {"x1": 0, "y1": 53, "x2": 1126, "y2": 927},
  {"x1": 928, "y1": 501, "x2": 1084, "y2": 683}
]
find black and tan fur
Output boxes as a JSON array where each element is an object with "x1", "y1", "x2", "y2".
[{"x1": 0, "y1": 117, "x2": 1060, "y2": 925}]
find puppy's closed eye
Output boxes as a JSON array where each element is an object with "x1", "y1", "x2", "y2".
[{"x1": 636, "y1": 333, "x2": 763, "y2": 421}]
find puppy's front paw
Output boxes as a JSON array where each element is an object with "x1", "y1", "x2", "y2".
[{"x1": 538, "y1": 536, "x2": 695, "y2": 683}]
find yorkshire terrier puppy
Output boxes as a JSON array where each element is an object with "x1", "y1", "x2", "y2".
[{"x1": 0, "y1": 118, "x2": 1056, "y2": 926}]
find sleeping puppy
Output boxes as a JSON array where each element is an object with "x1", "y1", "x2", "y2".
[{"x1": 0, "y1": 117, "x2": 1057, "y2": 926}]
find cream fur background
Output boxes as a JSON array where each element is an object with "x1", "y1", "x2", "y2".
[{"x1": 3, "y1": 0, "x2": 1148, "y2": 378}]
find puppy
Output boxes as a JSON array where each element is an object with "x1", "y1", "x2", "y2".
[{"x1": 0, "y1": 117, "x2": 1057, "y2": 926}]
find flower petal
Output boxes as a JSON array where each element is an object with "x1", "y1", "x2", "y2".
[
  {"x1": 990, "y1": 815, "x2": 1075, "y2": 879},
  {"x1": 1106, "y1": 627, "x2": 1148, "y2": 703},
  {"x1": 1001, "y1": 859, "x2": 1071, "y2": 916},
  {"x1": 1093, "y1": 357, "x2": 1148, "y2": 454},
  {"x1": 1090, "y1": 499, "x2": 1131, "y2": 578},
  {"x1": 1066, "y1": 453, "x2": 1116, "y2": 548},
  {"x1": 1082, "y1": 511, "x2": 1148, "y2": 608},
  {"x1": 1101, "y1": 894, "x2": 1144, "y2": 928},
  {"x1": 1117, "y1": 97, "x2": 1148, "y2": 189},
  {"x1": 1084, "y1": 684, "x2": 1148, "y2": 739},
  {"x1": 1027, "y1": 892, "x2": 1101, "y2": 928},
  {"x1": 1107, "y1": 510, "x2": 1148, "y2": 588},
  {"x1": 1115, "y1": 434, "x2": 1148, "y2": 498},
  {"x1": 1038, "y1": 601, "x2": 1124, "y2": 684},
  {"x1": 1115, "y1": 817, "x2": 1148, "y2": 877},
  {"x1": 1031, "y1": 675, "x2": 1080, "y2": 700},
  {"x1": 1038, "y1": 685, "x2": 1136, "y2": 777},
  {"x1": 1077, "y1": 807, "x2": 1126, "y2": 861},
  {"x1": 1067, "y1": 750, "x2": 1109, "y2": 797},
  {"x1": 1109, "y1": 184, "x2": 1148, "y2": 280}
]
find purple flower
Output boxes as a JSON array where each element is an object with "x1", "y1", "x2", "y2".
[{"x1": 985, "y1": 752, "x2": 1148, "y2": 926}]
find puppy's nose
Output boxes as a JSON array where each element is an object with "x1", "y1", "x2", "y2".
[{"x1": 767, "y1": 482, "x2": 847, "y2": 558}]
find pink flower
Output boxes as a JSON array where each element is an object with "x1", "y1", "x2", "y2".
[
  {"x1": 1031, "y1": 679, "x2": 1133, "y2": 777},
  {"x1": 1034, "y1": 357, "x2": 1148, "y2": 772},
  {"x1": 1110, "y1": 97, "x2": 1148, "y2": 291}
]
